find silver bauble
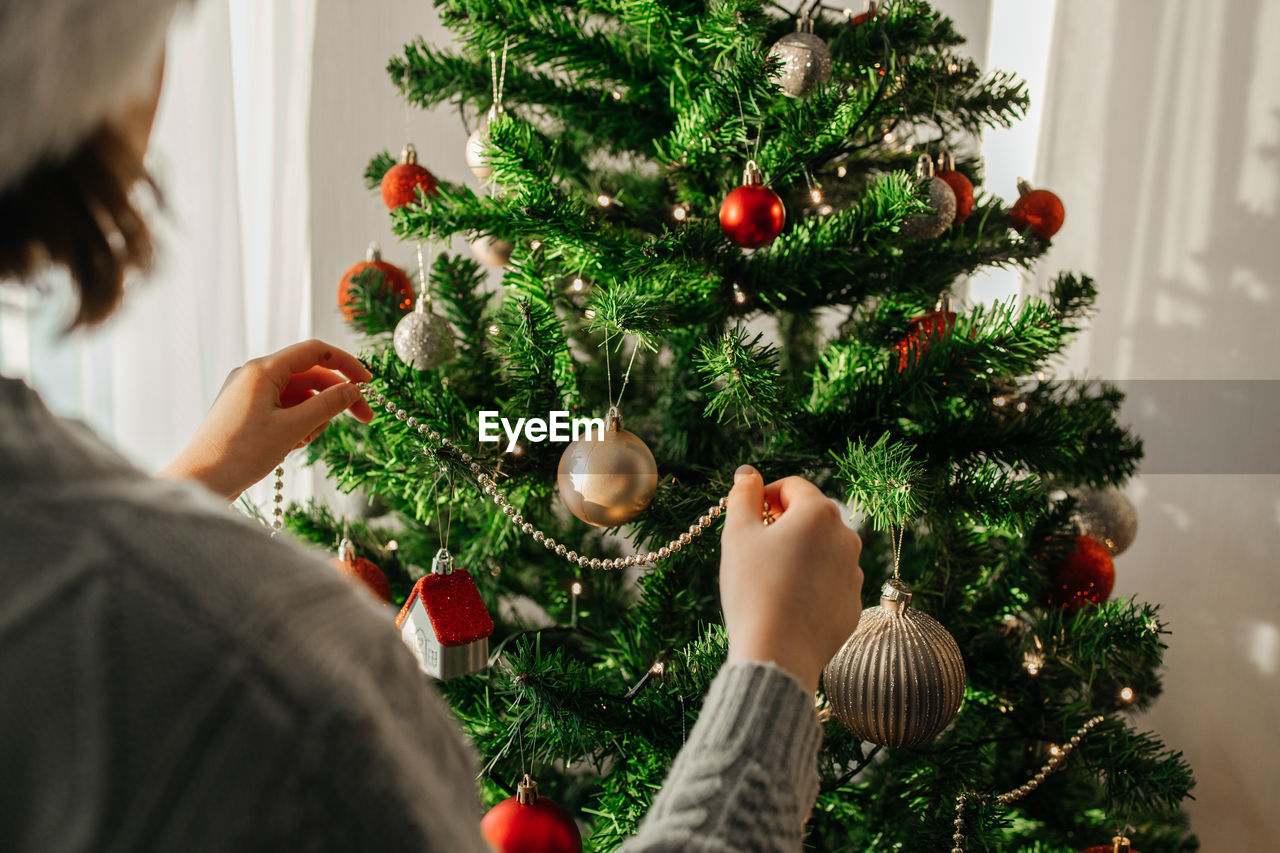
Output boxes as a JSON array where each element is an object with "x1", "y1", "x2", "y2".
[
  {"x1": 768, "y1": 26, "x2": 832, "y2": 98},
  {"x1": 465, "y1": 120, "x2": 493, "y2": 180},
  {"x1": 901, "y1": 175, "x2": 957, "y2": 239},
  {"x1": 469, "y1": 234, "x2": 513, "y2": 267},
  {"x1": 557, "y1": 412, "x2": 658, "y2": 527},
  {"x1": 393, "y1": 303, "x2": 455, "y2": 370},
  {"x1": 1069, "y1": 487, "x2": 1138, "y2": 557},
  {"x1": 824, "y1": 578, "x2": 966, "y2": 748}
]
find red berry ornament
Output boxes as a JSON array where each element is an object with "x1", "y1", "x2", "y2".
[
  {"x1": 935, "y1": 150, "x2": 974, "y2": 225},
  {"x1": 1046, "y1": 535, "x2": 1115, "y2": 611},
  {"x1": 337, "y1": 242, "x2": 415, "y2": 320},
  {"x1": 894, "y1": 294, "x2": 957, "y2": 371},
  {"x1": 1010, "y1": 178, "x2": 1064, "y2": 239},
  {"x1": 381, "y1": 142, "x2": 438, "y2": 210},
  {"x1": 481, "y1": 775, "x2": 582, "y2": 853},
  {"x1": 719, "y1": 161, "x2": 786, "y2": 249},
  {"x1": 330, "y1": 539, "x2": 393, "y2": 604}
]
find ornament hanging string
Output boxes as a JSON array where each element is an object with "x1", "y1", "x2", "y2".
[
  {"x1": 889, "y1": 521, "x2": 905, "y2": 581},
  {"x1": 415, "y1": 239, "x2": 435, "y2": 305},
  {"x1": 489, "y1": 37, "x2": 510, "y2": 114},
  {"x1": 732, "y1": 86, "x2": 763, "y2": 167}
]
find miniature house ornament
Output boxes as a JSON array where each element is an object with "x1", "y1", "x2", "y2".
[{"x1": 395, "y1": 548, "x2": 494, "y2": 680}]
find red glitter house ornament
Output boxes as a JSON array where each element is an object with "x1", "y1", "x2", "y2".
[{"x1": 395, "y1": 549, "x2": 493, "y2": 679}]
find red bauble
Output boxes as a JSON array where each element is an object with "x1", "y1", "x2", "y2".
[
  {"x1": 894, "y1": 308, "x2": 957, "y2": 371},
  {"x1": 719, "y1": 163, "x2": 786, "y2": 249},
  {"x1": 1046, "y1": 535, "x2": 1115, "y2": 610},
  {"x1": 1010, "y1": 179, "x2": 1064, "y2": 239},
  {"x1": 331, "y1": 541, "x2": 393, "y2": 604},
  {"x1": 936, "y1": 170, "x2": 974, "y2": 225},
  {"x1": 481, "y1": 776, "x2": 582, "y2": 853},
  {"x1": 1080, "y1": 841, "x2": 1139, "y2": 853},
  {"x1": 337, "y1": 243, "x2": 415, "y2": 320},
  {"x1": 381, "y1": 142, "x2": 438, "y2": 210}
]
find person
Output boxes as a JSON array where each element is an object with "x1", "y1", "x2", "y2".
[{"x1": 0, "y1": 1, "x2": 864, "y2": 850}]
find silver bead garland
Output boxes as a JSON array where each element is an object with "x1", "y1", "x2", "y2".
[
  {"x1": 950, "y1": 715, "x2": 1105, "y2": 851},
  {"x1": 357, "y1": 381, "x2": 728, "y2": 570},
  {"x1": 271, "y1": 465, "x2": 285, "y2": 536}
]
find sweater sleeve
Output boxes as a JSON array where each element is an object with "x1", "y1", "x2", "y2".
[{"x1": 619, "y1": 661, "x2": 823, "y2": 853}]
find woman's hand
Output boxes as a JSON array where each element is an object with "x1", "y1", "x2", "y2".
[
  {"x1": 719, "y1": 466, "x2": 864, "y2": 693},
  {"x1": 159, "y1": 340, "x2": 374, "y2": 502}
]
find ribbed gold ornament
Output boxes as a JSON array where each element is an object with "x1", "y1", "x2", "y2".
[{"x1": 823, "y1": 578, "x2": 966, "y2": 747}]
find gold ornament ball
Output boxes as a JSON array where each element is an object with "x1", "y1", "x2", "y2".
[
  {"x1": 1069, "y1": 486, "x2": 1138, "y2": 556},
  {"x1": 901, "y1": 175, "x2": 957, "y2": 239},
  {"x1": 466, "y1": 121, "x2": 493, "y2": 179},
  {"x1": 823, "y1": 578, "x2": 966, "y2": 747},
  {"x1": 768, "y1": 27, "x2": 832, "y2": 98},
  {"x1": 557, "y1": 414, "x2": 658, "y2": 528},
  {"x1": 469, "y1": 234, "x2": 513, "y2": 267}
]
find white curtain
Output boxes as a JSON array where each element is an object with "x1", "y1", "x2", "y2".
[{"x1": 0, "y1": 0, "x2": 317, "y2": 506}]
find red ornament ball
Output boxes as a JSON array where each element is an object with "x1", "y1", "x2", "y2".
[
  {"x1": 719, "y1": 165, "x2": 786, "y2": 249},
  {"x1": 849, "y1": 1, "x2": 879, "y2": 25},
  {"x1": 936, "y1": 168, "x2": 974, "y2": 225},
  {"x1": 1080, "y1": 843, "x2": 1139, "y2": 853},
  {"x1": 381, "y1": 143, "x2": 438, "y2": 210},
  {"x1": 331, "y1": 545, "x2": 393, "y2": 604},
  {"x1": 894, "y1": 308, "x2": 957, "y2": 372},
  {"x1": 481, "y1": 776, "x2": 582, "y2": 853},
  {"x1": 337, "y1": 244, "x2": 415, "y2": 320},
  {"x1": 1046, "y1": 535, "x2": 1115, "y2": 610},
  {"x1": 1010, "y1": 180, "x2": 1065, "y2": 239}
]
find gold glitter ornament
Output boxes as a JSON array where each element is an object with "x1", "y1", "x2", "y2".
[
  {"x1": 824, "y1": 578, "x2": 966, "y2": 747},
  {"x1": 901, "y1": 154, "x2": 957, "y2": 240},
  {"x1": 557, "y1": 409, "x2": 658, "y2": 527},
  {"x1": 469, "y1": 233, "x2": 513, "y2": 267}
]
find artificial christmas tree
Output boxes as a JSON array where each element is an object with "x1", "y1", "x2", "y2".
[{"x1": 286, "y1": 2, "x2": 1195, "y2": 849}]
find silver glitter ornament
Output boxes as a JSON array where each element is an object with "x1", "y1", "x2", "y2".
[
  {"x1": 557, "y1": 408, "x2": 658, "y2": 527},
  {"x1": 901, "y1": 154, "x2": 957, "y2": 239},
  {"x1": 768, "y1": 15, "x2": 832, "y2": 98},
  {"x1": 824, "y1": 578, "x2": 966, "y2": 747},
  {"x1": 466, "y1": 106, "x2": 499, "y2": 180},
  {"x1": 393, "y1": 300, "x2": 455, "y2": 370},
  {"x1": 1069, "y1": 487, "x2": 1138, "y2": 556}
]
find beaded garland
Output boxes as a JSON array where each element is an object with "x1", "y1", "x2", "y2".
[{"x1": 358, "y1": 381, "x2": 729, "y2": 571}]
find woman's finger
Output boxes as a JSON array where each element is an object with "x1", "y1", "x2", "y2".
[
  {"x1": 724, "y1": 464, "x2": 765, "y2": 535},
  {"x1": 285, "y1": 383, "x2": 366, "y2": 437},
  {"x1": 263, "y1": 340, "x2": 372, "y2": 386},
  {"x1": 761, "y1": 476, "x2": 827, "y2": 515},
  {"x1": 282, "y1": 368, "x2": 374, "y2": 421}
]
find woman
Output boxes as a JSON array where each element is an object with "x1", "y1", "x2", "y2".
[{"x1": 0, "y1": 1, "x2": 864, "y2": 850}]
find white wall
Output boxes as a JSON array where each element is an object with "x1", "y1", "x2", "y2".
[{"x1": 307, "y1": 1, "x2": 1280, "y2": 846}]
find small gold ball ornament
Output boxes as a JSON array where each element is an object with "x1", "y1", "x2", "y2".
[
  {"x1": 767, "y1": 15, "x2": 832, "y2": 98},
  {"x1": 466, "y1": 106, "x2": 500, "y2": 180},
  {"x1": 824, "y1": 578, "x2": 966, "y2": 747},
  {"x1": 557, "y1": 409, "x2": 658, "y2": 527},
  {"x1": 901, "y1": 154, "x2": 957, "y2": 240},
  {"x1": 469, "y1": 233, "x2": 513, "y2": 267}
]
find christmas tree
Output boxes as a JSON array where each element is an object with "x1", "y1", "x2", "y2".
[{"x1": 289, "y1": 2, "x2": 1197, "y2": 849}]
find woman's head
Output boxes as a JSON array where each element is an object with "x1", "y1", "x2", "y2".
[{"x1": 0, "y1": 0, "x2": 181, "y2": 328}]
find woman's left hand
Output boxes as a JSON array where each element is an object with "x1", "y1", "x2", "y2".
[{"x1": 159, "y1": 340, "x2": 374, "y2": 502}]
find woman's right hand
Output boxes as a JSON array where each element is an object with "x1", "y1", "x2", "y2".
[{"x1": 719, "y1": 466, "x2": 864, "y2": 693}]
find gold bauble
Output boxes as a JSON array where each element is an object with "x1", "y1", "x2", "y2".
[
  {"x1": 469, "y1": 234, "x2": 513, "y2": 267},
  {"x1": 823, "y1": 578, "x2": 966, "y2": 747},
  {"x1": 556, "y1": 412, "x2": 657, "y2": 527}
]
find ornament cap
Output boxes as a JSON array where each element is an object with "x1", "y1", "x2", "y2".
[
  {"x1": 1016, "y1": 177, "x2": 1032, "y2": 196},
  {"x1": 935, "y1": 291, "x2": 952, "y2": 313},
  {"x1": 606, "y1": 405, "x2": 622, "y2": 432},
  {"x1": 742, "y1": 160, "x2": 764, "y2": 187},
  {"x1": 880, "y1": 577, "x2": 913, "y2": 612},
  {"x1": 940, "y1": 148, "x2": 956, "y2": 172},
  {"x1": 414, "y1": 296, "x2": 428, "y2": 314},
  {"x1": 516, "y1": 774, "x2": 539, "y2": 805},
  {"x1": 337, "y1": 538, "x2": 355, "y2": 563},
  {"x1": 797, "y1": 12, "x2": 815, "y2": 32},
  {"x1": 916, "y1": 153, "x2": 935, "y2": 179},
  {"x1": 432, "y1": 548, "x2": 454, "y2": 576},
  {"x1": 401, "y1": 142, "x2": 419, "y2": 165},
  {"x1": 1113, "y1": 837, "x2": 1131, "y2": 853},
  {"x1": 366, "y1": 242, "x2": 383, "y2": 263}
]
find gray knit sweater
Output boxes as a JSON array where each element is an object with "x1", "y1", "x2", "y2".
[{"x1": 0, "y1": 375, "x2": 822, "y2": 852}]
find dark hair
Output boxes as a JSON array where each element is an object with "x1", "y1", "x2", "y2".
[{"x1": 0, "y1": 124, "x2": 158, "y2": 329}]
